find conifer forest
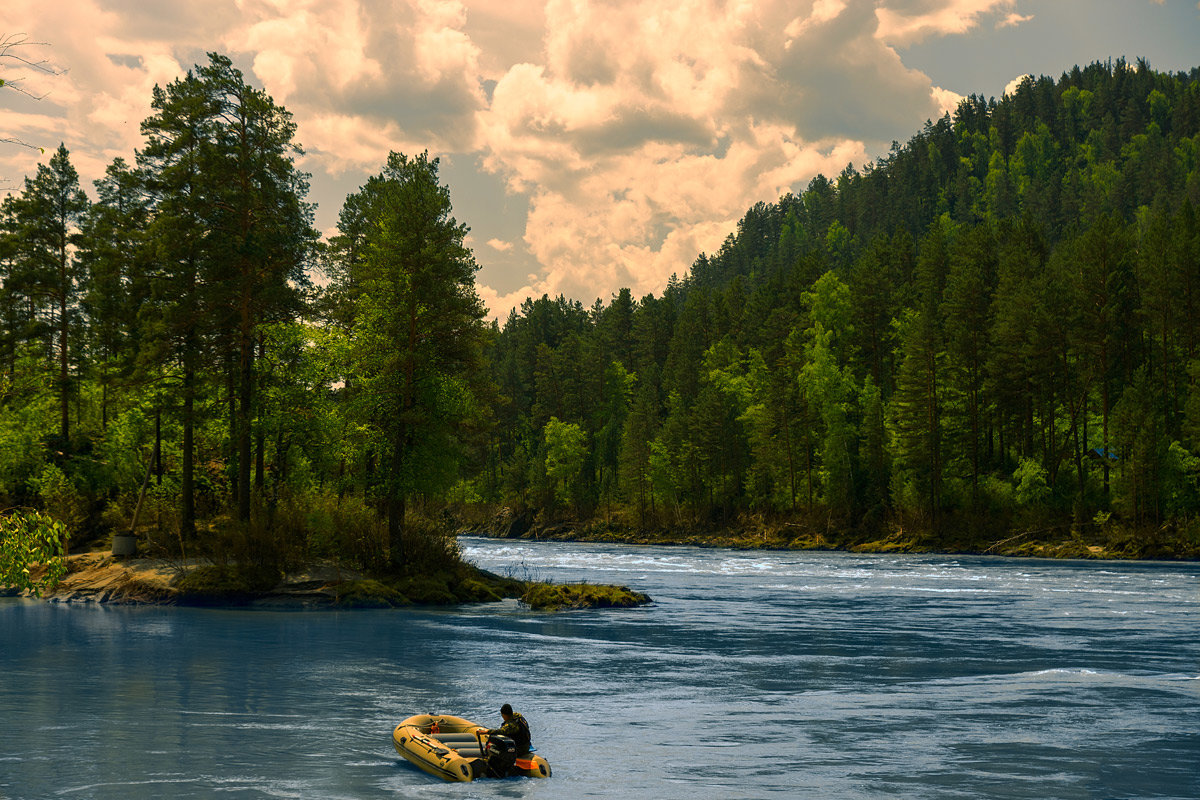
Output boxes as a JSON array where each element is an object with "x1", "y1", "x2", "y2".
[{"x1": 3, "y1": 56, "x2": 1200, "y2": 574}]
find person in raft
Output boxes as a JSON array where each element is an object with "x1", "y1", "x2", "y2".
[{"x1": 487, "y1": 704, "x2": 531, "y2": 754}]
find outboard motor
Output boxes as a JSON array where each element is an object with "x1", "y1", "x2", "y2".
[{"x1": 483, "y1": 734, "x2": 518, "y2": 778}]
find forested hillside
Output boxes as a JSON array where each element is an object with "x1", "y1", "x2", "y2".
[
  {"x1": 2, "y1": 57, "x2": 1199, "y2": 576},
  {"x1": 477, "y1": 59, "x2": 1200, "y2": 554}
]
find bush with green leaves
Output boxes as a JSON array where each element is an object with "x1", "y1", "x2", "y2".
[
  {"x1": 32, "y1": 464, "x2": 88, "y2": 538},
  {"x1": 92, "y1": 407, "x2": 154, "y2": 496},
  {"x1": 0, "y1": 397, "x2": 52, "y2": 502},
  {"x1": 1013, "y1": 458, "x2": 1052, "y2": 508},
  {"x1": 0, "y1": 509, "x2": 67, "y2": 595}
]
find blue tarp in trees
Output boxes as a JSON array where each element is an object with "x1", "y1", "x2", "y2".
[{"x1": 1087, "y1": 447, "x2": 1120, "y2": 462}]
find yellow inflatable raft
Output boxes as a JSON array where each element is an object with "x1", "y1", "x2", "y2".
[{"x1": 392, "y1": 713, "x2": 551, "y2": 782}]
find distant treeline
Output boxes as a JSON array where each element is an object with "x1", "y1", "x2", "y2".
[
  {"x1": 1, "y1": 58, "x2": 1199, "y2": 571},
  {"x1": 478, "y1": 59, "x2": 1200, "y2": 542}
]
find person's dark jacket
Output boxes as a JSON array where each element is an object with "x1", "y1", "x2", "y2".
[{"x1": 495, "y1": 712, "x2": 531, "y2": 753}]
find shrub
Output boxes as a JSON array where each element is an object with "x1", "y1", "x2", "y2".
[
  {"x1": 0, "y1": 509, "x2": 67, "y2": 595},
  {"x1": 32, "y1": 464, "x2": 88, "y2": 540},
  {"x1": 92, "y1": 408, "x2": 153, "y2": 496},
  {"x1": 0, "y1": 404, "x2": 49, "y2": 503},
  {"x1": 300, "y1": 491, "x2": 389, "y2": 572},
  {"x1": 1013, "y1": 458, "x2": 1051, "y2": 507},
  {"x1": 457, "y1": 578, "x2": 502, "y2": 603},
  {"x1": 521, "y1": 582, "x2": 651, "y2": 610},
  {"x1": 175, "y1": 564, "x2": 281, "y2": 601},
  {"x1": 398, "y1": 516, "x2": 463, "y2": 575},
  {"x1": 336, "y1": 578, "x2": 408, "y2": 608},
  {"x1": 396, "y1": 573, "x2": 458, "y2": 604}
]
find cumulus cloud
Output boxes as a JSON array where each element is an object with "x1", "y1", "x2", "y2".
[
  {"x1": 475, "y1": 0, "x2": 956, "y2": 303},
  {"x1": 2, "y1": 0, "x2": 488, "y2": 184},
  {"x1": 932, "y1": 86, "x2": 966, "y2": 116},
  {"x1": 0, "y1": 0, "x2": 197, "y2": 189},
  {"x1": 229, "y1": 0, "x2": 488, "y2": 172},
  {"x1": 998, "y1": 12, "x2": 1034, "y2": 27},
  {"x1": 1003, "y1": 73, "x2": 1031, "y2": 96},
  {"x1": 874, "y1": 0, "x2": 1018, "y2": 46},
  {"x1": 3, "y1": 0, "x2": 1021, "y2": 315}
]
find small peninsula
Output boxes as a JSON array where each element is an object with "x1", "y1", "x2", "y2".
[{"x1": 20, "y1": 550, "x2": 650, "y2": 611}]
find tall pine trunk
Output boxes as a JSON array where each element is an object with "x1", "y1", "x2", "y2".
[
  {"x1": 387, "y1": 424, "x2": 407, "y2": 570},
  {"x1": 181, "y1": 344, "x2": 196, "y2": 539},
  {"x1": 59, "y1": 290, "x2": 69, "y2": 443},
  {"x1": 237, "y1": 322, "x2": 253, "y2": 523}
]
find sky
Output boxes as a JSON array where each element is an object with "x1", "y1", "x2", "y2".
[{"x1": 2, "y1": 0, "x2": 1199, "y2": 319}]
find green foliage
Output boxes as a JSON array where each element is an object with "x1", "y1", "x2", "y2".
[
  {"x1": 1162, "y1": 442, "x2": 1200, "y2": 515},
  {"x1": 800, "y1": 324, "x2": 857, "y2": 515},
  {"x1": 327, "y1": 150, "x2": 485, "y2": 566},
  {"x1": 472, "y1": 60, "x2": 1200, "y2": 550},
  {"x1": 521, "y1": 581, "x2": 651, "y2": 610},
  {"x1": 92, "y1": 407, "x2": 153, "y2": 495},
  {"x1": 4, "y1": 57, "x2": 1200, "y2": 570},
  {"x1": 0, "y1": 397, "x2": 50, "y2": 499},
  {"x1": 175, "y1": 564, "x2": 281, "y2": 601},
  {"x1": 1013, "y1": 458, "x2": 1052, "y2": 507},
  {"x1": 31, "y1": 464, "x2": 87, "y2": 535},
  {"x1": 0, "y1": 509, "x2": 67, "y2": 595},
  {"x1": 543, "y1": 417, "x2": 587, "y2": 510}
]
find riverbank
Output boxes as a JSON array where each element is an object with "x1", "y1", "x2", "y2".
[
  {"x1": 470, "y1": 509, "x2": 1200, "y2": 561},
  {"x1": 19, "y1": 551, "x2": 651, "y2": 610}
]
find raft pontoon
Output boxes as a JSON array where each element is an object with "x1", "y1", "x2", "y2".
[{"x1": 392, "y1": 713, "x2": 551, "y2": 782}]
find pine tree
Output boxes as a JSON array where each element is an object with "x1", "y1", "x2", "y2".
[
  {"x1": 198, "y1": 54, "x2": 315, "y2": 522},
  {"x1": 138, "y1": 64, "x2": 218, "y2": 538},
  {"x1": 332, "y1": 152, "x2": 485, "y2": 568},
  {"x1": 12, "y1": 145, "x2": 89, "y2": 444},
  {"x1": 77, "y1": 157, "x2": 151, "y2": 428},
  {"x1": 942, "y1": 225, "x2": 995, "y2": 506}
]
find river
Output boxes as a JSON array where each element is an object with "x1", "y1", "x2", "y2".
[{"x1": 1, "y1": 538, "x2": 1197, "y2": 799}]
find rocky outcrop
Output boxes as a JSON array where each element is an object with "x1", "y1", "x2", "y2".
[{"x1": 485, "y1": 507, "x2": 535, "y2": 538}]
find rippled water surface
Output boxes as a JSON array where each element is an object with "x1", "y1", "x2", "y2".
[{"x1": 2, "y1": 540, "x2": 1197, "y2": 799}]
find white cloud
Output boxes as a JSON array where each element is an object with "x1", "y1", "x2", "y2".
[
  {"x1": 874, "y1": 0, "x2": 1016, "y2": 46},
  {"x1": 786, "y1": 0, "x2": 849, "y2": 41},
  {"x1": 0, "y1": 0, "x2": 194, "y2": 189},
  {"x1": 3, "y1": 0, "x2": 1056, "y2": 316},
  {"x1": 1003, "y1": 73, "x2": 1031, "y2": 96},
  {"x1": 474, "y1": 0, "x2": 945, "y2": 304},
  {"x1": 229, "y1": 0, "x2": 488, "y2": 171},
  {"x1": 932, "y1": 86, "x2": 966, "y2": 116},
  {"x1": 998, "y1": 12, "x2": 1034, "y2": 27}
]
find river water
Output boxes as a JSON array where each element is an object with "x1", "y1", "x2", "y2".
[{"x1": 1, "y1": 539, "x2": 1197, "y2": 800}]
